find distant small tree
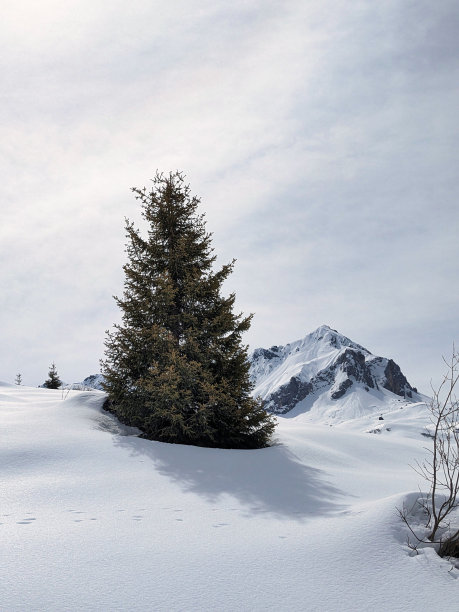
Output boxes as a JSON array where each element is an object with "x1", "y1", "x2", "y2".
[
  {"x1": 15, "y1": 373, "x2": 22, "y2": 385},
  {"x1": 399, "y1": 348, "x2": 459, "y2": 557},
  {"x1": 43, "y1": 362, "x2": 62, "y2": 389}
]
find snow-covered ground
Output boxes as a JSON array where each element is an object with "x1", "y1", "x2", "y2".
[{"x1": 1, "y1": 382, "x2": 458, "y2": 611}]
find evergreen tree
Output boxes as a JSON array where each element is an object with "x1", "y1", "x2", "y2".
[
  {"x1": 43, "y1": 362, "x2": 62, "y2": 389},
  {"x1": 15, "y1": 373, "x2": 22, "y2": 385},
  {"x1": 101, "y1": 171, "x2": 275, "y2": 449}
]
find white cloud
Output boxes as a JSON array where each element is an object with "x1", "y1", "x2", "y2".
[{"x1": 1, "y1": 0, "x2": 458, "y2": 392}]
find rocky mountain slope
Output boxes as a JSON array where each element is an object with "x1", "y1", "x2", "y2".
[{"x1": 249, "y1": 325, "x2": 420, "y2": 420}]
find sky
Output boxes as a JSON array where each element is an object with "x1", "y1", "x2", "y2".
[{"x1": 1, "y1": 0, "x2": 458, "y2": 393}]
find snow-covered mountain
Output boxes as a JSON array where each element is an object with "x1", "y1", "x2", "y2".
[
  {"x1": 69, "y1": 373, "x2": 105, "y2": 391},
  {"x1": 250, "y1": 325, "x2": 420, "y2": 421},
  {"x1": 80, "y1": 373, "x2": 105, "y2": 390}
]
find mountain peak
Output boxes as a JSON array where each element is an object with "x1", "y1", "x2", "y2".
[
  {"x1": 249, "y1": 327, "x2": 419, "y2": 420},
  {"x1": 312, "y1": 324, "x2": 335, "y2": 335},
  {"x1": 285, "y1": 325, "x2": 369, "y2": 358}
]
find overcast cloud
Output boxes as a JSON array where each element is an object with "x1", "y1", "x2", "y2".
[{"x1": 1, "y1": 0, "x2": 458, "y2": 392}]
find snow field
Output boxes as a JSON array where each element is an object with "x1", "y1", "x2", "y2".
[{"x1": 0, "y1": 384, "x2": 458, "y2": 611}]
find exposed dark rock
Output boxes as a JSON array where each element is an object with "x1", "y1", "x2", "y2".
[
  {"x1": 266, "y1": 377, "x2": 314, "y2": 414},
  {"x1": 331, "y1": 379, "x2": 353, "y2": 400},
  {"x1": 383, "y1": 359, "x2": 412, "y2": 397},
  {"x1": 334, "y1": 349, "x2": 375, "y2": 389},
  {"x1": 252, "y1": 348, "x2": 279, "y2": 361}
]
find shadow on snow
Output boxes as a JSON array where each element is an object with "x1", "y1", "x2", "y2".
[{"x1": 112, "y1": 433, "x2": 347, "y2": 520}]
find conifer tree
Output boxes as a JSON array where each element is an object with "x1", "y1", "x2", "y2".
[
  {"x1": 43, "y1": 362, "x2": 62, "y2": 389},
  {"x1": 101, "y1": 171, "x2": 275, "y2": 448}
]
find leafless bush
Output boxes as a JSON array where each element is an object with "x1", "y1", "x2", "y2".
[{"x1": 399, "y1": 348, "x2": 459, "y2": 558}]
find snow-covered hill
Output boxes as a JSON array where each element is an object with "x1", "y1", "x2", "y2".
[
  {"x1": 0, "y1": 382, "x2": 456, "y2": 611},
  {"x1": 250, "y1": 325, "x2": 421, "y2": 422}
]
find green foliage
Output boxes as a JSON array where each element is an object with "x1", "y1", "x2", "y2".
[
  {"x1": 101, "y1": 171, "x2": 275, "y2": 448},
  {"x1": 43, "y1": 362, "x2": 62, "y2": 389}
]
